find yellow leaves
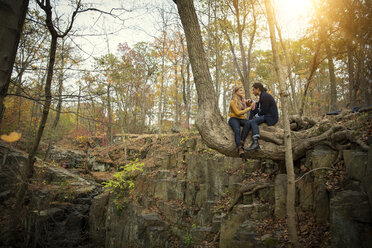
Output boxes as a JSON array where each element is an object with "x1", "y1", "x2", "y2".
[
  {"x1": 295, "y1": 68, "x2": 308, "y2": 74},
  {"x1": 1, "y1": 132, "x2": 22, "y2": 143}
]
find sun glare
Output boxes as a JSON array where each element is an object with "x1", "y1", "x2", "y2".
[{"x1": 275, "y1": 0, "x2": 313, "y2": 38}]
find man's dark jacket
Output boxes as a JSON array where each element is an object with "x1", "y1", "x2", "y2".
[{"x1": 249, "y1": 91, "x2": 278, "y2": 126}]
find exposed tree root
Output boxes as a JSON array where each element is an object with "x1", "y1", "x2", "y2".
[{"x1": 228, "y1": 183, "x2": 272, "y2": 212}]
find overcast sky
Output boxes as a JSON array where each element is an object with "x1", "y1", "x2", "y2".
[{"x1": 30, "y1": 0, "x2": 311, "y2": 74}]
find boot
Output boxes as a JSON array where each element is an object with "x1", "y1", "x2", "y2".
[
  {"x1": 237, "y1": 145, "x2": 245, "y2": 157},
  {"x1": 246, "y1": 137, "x2": 260, "y2": 151}
]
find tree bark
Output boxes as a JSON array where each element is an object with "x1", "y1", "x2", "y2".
[
  {"x1": 0, "y1": 0, "x2": 29, "y2": 123},
  {"x1": 174, "y1": 63, "x2": 179, "y2": 129},
  {"x1": 45, "y1": 40, "x2": 66, "y2": 160},
  {"x1": 107, "y1": 83, "x2": 112, "y2": 144},
  {"x1": 76, "y1": 83, "x2": 81, "y2": 131},
  {"x1": 324, "y1": 39, "x2": 337, "y2": 111},
  {"x1": 264, "y1": 0, "x2": 299, "y2": 246},
  {"x1": 114, "y1": 87, "x2": 127, "y2": 165},
  {"x1": 347, "y1": 45, "x2": 356, "y2": 107}
]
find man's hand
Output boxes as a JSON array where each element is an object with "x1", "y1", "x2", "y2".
[{"x1": 251, "y1": 101, "x2": 256, "y2": 110}]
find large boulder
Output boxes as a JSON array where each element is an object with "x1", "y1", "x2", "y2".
[
  {"x1": 89, "y1": 192, "x2": 110, "y2": 246},
  {"x1": 330, "y1": 190, "x2": 372, "y2": 248},
  {"x1": 343, "y1": 150, "x2": 368, "y2": 182},
  {"x1": 274, "y1": 174, "x2": 287, "y2": 219}
]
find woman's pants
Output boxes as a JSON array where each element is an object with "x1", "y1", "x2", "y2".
[{"x1": 228, "y1": 117, "x2": 250, "y2": 147}]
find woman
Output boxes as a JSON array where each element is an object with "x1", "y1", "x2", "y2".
[{"x1": 228, "y1": 86, "x2": 252, "y2": 157}]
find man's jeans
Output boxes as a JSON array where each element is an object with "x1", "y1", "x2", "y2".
[
  {"x1": 249, "y1": 115, "x2": 265, "y2": 138},
  {"x1": 228, "y1": 117, "x2": 250, "y2": 147}
]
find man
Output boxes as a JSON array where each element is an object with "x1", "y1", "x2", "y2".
[{"x1": 246, "y1": 82, "x2": 278, "y2": 150}]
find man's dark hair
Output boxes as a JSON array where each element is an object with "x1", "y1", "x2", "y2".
[{"x1": 252, "y1": 82, "x2": 267, "y2": 92}]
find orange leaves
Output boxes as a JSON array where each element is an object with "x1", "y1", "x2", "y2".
[{"x1": 1, "y1": 132, "x2": 22, "y2": 143}]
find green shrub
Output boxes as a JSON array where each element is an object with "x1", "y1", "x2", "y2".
[{"x1": 102, "y1": 158, "x2": 144, "y2": 201}]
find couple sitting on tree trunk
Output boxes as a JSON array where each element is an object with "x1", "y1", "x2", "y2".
[{"x1": 228, "y1": 82, "x2": 279, "y2": 158}]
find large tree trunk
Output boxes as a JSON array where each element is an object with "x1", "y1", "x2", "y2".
[
  {"x1": 0, "y1": 0, "x2": 29, "y2": 123},
  {"x1": 176, "y1": 0, "x2": 232, "y2": 150},
  {"x1": 264, "y1": 0, "x2": 299, "y2": 246}
]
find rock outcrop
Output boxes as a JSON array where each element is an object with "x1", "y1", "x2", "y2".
[{"x1": 0, "y1": 133, "x2": 370, "y2": 247}]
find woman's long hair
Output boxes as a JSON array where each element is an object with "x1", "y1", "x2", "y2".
[{"x1": 231, "y1": 86, "x2": 245, "y2": 110}]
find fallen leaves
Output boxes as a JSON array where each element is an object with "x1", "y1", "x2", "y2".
[{"x1": 1, "y1": 132, "x2": 22, "y2": 143}]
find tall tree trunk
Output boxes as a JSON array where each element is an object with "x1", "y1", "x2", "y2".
[
  {"x1": 234, "y1": 0, "x2": 250, "y2": 97},
  {"x1": 158, "y1": 9, "x2": 168, "y2": 137},
  {"x1": 174, "y1": 64, "x2": 179, "y2": 128},
  {"x1": 246, "y1": 0, "x2": 257, "y2": 99},
  {"x1": 0, "y1": 0, "x2": 29, "y2": 123},
  {"x1": 176, "y1": 0, "x2": 232, "y2": 150},
  {"x1": 140, "y1": 76, "x2": 148, "y2": 133},
  {"x1": 274, "y1": 18, "x2": 298, "y2": 114},
  {"x1": 44, "y1": 40, "x2": 66, "y2": 160},
  {"x1": 114, "y1": 87, "x2": 127, "y2": 166},
  {"x1": 107, "y1": 83, "x2": 112, "y2": 144},
  {"x1": 347, "y1": 45, "x2": 356, "y2": 107},
  {"x1": 264, "y1": 0, "x2": 299, "y2": 247},
  {"x1": 324, "y1": 40, "x2": 337, "y2": 111},
  {"x1": 16, "y1": 33, "x2": 57, "y2": 209},
  {"x1": 181, "y1": 38, "x2": 189, "y2": 130},
  {"x1": 213, "y1": 1, "x2": 221, "y2": 105},
  {"x1": 186, "y1": 62, "x2": 192, "y2": 129},
  {"x1": 158, "y1": 38, "x2": 165, "y2": 136},
  {"x1": 76, "y1": 83, "x2": 81, "y2": 132}
]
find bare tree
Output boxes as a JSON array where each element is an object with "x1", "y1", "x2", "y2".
[
  {"x1": 16, "y1": 0, "x2": 82, "y2": 209},
  {"x1": 264, "y1": 0, "x2": 299, "y2": 245}
]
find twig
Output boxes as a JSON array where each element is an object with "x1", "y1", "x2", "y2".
[
  {"x1": 228, "y1": 183, "x2": 271, "y2": 212},
  {"x1": 295, "y1": 167, "x2": 334, "y2": 183}
]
